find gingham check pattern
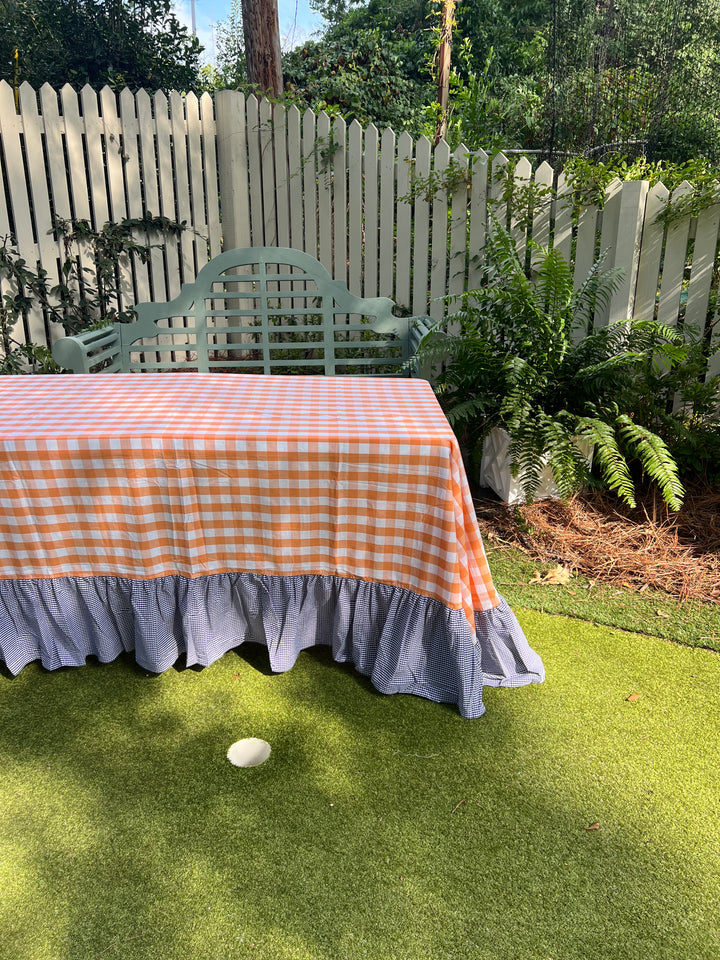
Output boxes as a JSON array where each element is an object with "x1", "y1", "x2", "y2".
[{"x1": 0, "y1": 373, "x2": 499, "y2": 634}]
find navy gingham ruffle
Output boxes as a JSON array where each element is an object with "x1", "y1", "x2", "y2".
[{"x1": 0, "y1": 572, "x2": 544, "y2": 718}]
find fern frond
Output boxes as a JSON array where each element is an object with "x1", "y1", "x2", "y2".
[
  {"x1": 532, "y1": 246, "x2": 574, "y2": 320},
  {"x1": 616, "y1": 415, "x2": 685, "y2": 510},
  {"x1": 572, "y1": 254, "x2": 624, "y2": 331},
  {"x1": 577, "y1": 417, "x2": 636, "y2": 507}
]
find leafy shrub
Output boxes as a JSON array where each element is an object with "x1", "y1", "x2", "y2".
[
  {"x1": 0, "y1": 215, "x2": 185, "y2": 374},
  {"x1": 414, "y1": 220, "x2": 688, "y2": 509}
]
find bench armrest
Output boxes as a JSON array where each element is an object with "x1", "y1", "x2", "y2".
[{"x1": 52, "y1": 326, "x2": 122, "y2": 374}]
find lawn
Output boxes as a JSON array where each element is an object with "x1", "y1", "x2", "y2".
[{"x1": 1, "y1": 605, "x2": 719, "y2": 960}]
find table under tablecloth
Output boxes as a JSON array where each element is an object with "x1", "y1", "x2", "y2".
[{"x1": 0, "y1": 373, "x2": 544, "y2": 717}]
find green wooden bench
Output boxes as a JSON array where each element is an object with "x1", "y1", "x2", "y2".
[{"x1": 52, "y1": 247, "x2": 431, "y2": 376}]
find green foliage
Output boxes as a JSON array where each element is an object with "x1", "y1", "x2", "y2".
[
  {"x1": 0, "y1": 241, "x2": 62, "y2": 375},
  {"x1": 283, "y1": 27, "x2": 428, "y2": 128},
  {"x1": 414, "y1": 220, "x2": 689, "y2": 508},
  {"x1": 198, "y1": 0, "x2": 246, "y2": 93},
  {"x1": 564, "y1": 154, "x2": 720, "y2": 211},
  {"x1": 0, "y1": 214, "x2": 185, "y2": 373},
  {"x1": 0, "y1": 0, "x2": 202, "y2": 92}
]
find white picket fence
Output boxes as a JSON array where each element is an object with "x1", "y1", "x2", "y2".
[{"x1": 0, "y1": 81, "x2": 718, "y2": 378}]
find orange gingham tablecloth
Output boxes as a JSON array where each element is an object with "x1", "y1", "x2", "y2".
[{"x1": 0, "y1": 373, "x2": 500, "y2": 636}]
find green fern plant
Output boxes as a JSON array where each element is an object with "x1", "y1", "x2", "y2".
[{"x1": 416, "y1": 219, "x2": 686, "y2": 509}]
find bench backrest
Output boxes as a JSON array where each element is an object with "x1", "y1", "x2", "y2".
[{"x1": 119, "y1": 247, "x2": 411, "y2": 375}]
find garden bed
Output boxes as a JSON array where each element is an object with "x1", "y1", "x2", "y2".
[{"x1": 474, "y1": 482, "x2": 720, "y2": 605}]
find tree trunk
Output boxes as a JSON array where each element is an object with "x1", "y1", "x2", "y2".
[
  {"x1": 434, "y1": 0, "x2": 455, "y2": 145},
  {"x1": 241, "y1": 0, "x2": 283, "y2": 97}
]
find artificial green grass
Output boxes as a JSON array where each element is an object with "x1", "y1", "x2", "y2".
[
  {"x1": 1, "y1": 614, "x2": 719, "y2": 960},
  {"x1": 486, "y1": 541, "x2": 720, "y2": 652}
]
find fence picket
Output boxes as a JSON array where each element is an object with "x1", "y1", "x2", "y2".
[
  {"x1": 511, "y1": 155, "x2": 532, "y2": 262},
  {"x1": 657, "y1": 181, "x2": 694, "y2": 329},
  {"x1": 81, "y1": 86, "x2": 109, "y2": 228},
  {"x1": 316, "y1": 111, "x2": 332, "y2": 274},
  {"x1": 429, "y1": 140, "x2": 450, "y2": 322},
  {"x1": 347, "y1": 119, "x2": 363, "y2": 298},
  {"x1": 119, "y1": 88, "x2": 151, "y2": 305},
  {"x1": 553, "y1": 171, "x2": 573, "y2": 264},
  {"x1": 18, "y1": 83, "x2": 62, "y2": 304},
  {"x1": 259, "y1": 98, "x2": 276, "y2": 248},
  {"x1": 467, "y1": 149, "x2": 488, "y2": 288},
  {"x1": 273, "y1": 104, "x2": 290, "y2": 250},
  {"x1": 363, "y1": 123, "x2": 379, "y2": 299},
  {"x1": 302, "y1": 107, "x2": 317, "y2": 260},
  {"x1": 395, "y1": 131, "x2": 413, "y2": 311},
  {"x1": 100, "y1": 86, "x2": 134, "y2": 317},
  {"x1": 154, "y1": 91, "x2": 181, "y2": 302},
  {"x1": 490, "y1": 151, "x2": 508, "y2": 228},
  {"x1": 170, "y1": 91, "x2": 195, "y2": 287},
  {"x1": 411, "y1": 136, "x2": 431, "y2": 317},
  {"x1": 448, "y1": 144, "x2": 469, "y2": 303},
  {"x1": 607, "y1": 179, "x2": 649, "y2": 322},
  {"x1": 684, "y1": 192, "x2": 720, "y2": 334},
  {"x1": 136, "y1": 90, "x2": 167, "y2": 303},
  {"x1": 634, "y1": 182, "x2": 669, "y2": 322},
  {"x1": 245, "y1": 96, "x2": 264, "y2": 248},
  {"x1": 333, "y1": 116, "x2": 347, "y2": 285},
  {"x1": 2, "y1": 83, "x2": 43, "y2": 343},
  {"x1": 184, "y1": 92, "x2": 209, "y2": 271},
  {"x1": 61, "y1": 85, "x2": 91, "y2": 223},
  {"x1": 379, "y1": 127, "x2": 395, "y2": 298},
  {"x1": 573, "y1": 201, "x2": 599, "y2": 298},
  {"x1": 287, "y1": 105, "x2": 304, "y2": 252},
  {"x1": 199, "y1": 92, "x2": 221, "y2": 258},
  {"x1": 531, "y1": 160, "x2": 554, "y2": 263}
]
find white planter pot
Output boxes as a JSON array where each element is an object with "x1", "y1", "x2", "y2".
[{"x1": 478, "y1": 427, "x2": 594, "y2": 504}]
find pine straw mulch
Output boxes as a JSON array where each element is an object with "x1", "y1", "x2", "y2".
[{"x1": 474, "y1": 481, "x2": 720, "y2": 605}]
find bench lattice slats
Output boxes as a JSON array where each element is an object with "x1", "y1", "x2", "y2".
[{"x1": 52, "y1": 247, "x2": 431, "y2": 376}]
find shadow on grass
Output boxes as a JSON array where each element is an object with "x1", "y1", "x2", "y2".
[{"x1": 0, "y1": 633, "x2": 717, "y2": 960}]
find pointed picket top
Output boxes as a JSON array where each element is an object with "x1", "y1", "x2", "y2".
[
  {"x1": 153, "y1": 89, "x2": 169, "y2": 116},
  {"x1": 18, "y1": 82, "x2": 38, "y2": 112},
  {"x1": 348, "y1": 117, "x2": 363, "y2": 138},
  {"x1": 381, "y1": 125, "x2": 395, "y2": 145},
  {"x1": 19, "y1": 80, "x2": 38, "y2": 101},
  {"x1": 490, "y1": 150, "x2": 509, "y2": 200},
  {"x1": 453, "y1": 142, "x2": 469, "y2": 164},
  {"x1": 185, "y1": 90, "x2": 198, "y2": 110},
  {"x1": 515, "y1": 154, "x2": 532, "y2": 181},
  {"x1": 259, "y1": 96, "x2": 273, "y2": 129},
  {"x1": 287, "y1": 102, "x2": 302, "y2": 125},
  {"x1": 246, "y1": 93, "x2": 260, "y2": 112},
  {"x1": 119, "y1": 87, "x2": 137, "y2": 114},
  {"x1": 81, "y1": 83, "x2": 99, "y2": 103},
  {"x1": 39, "y1": 81, "x2": 58, "y2": 100},
  {"x1": 603, "y1": 176, "x2": 623, "y2": 202},
  {"x1": 536, "y1": 160, "x2": 554, "y2": 182},
  {"x1": 273, "y1": 100, "x2": 286, "y2": 125},
  {"x1": 333, "y1": 114, "x2": 346, "y2": 139},
  {"x1": 433, "y1": 137, "x2": 451, "y2": 167},
  {"x1": 415, "y1": 133, "x2": 431, "y2": 153},
  {"x1": 647, "y1": 180, "x2": 671, "y2": 224},
  {"x1": 316, "y1": 107, "x2": 333, "y2": 130},
  {"x1": 61, "y1": 82, "x2": 79, "y2": 100}
]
